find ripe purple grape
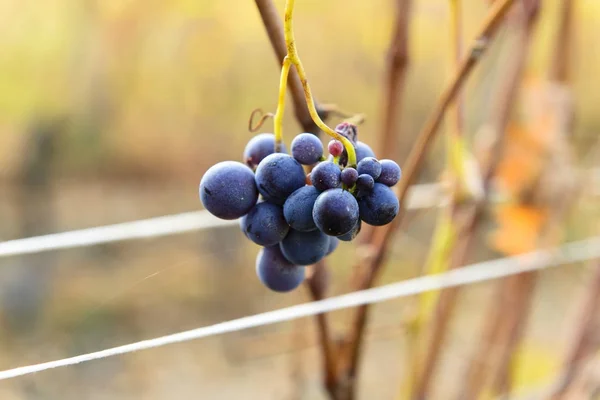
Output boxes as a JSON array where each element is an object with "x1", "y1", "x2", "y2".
[
  {"x1": 239, "y1": 217, "x2": 248, "y2": 238},
  {"x1": 338, "y1": 219, "x2": 361, "y2": 242},
  {"x1": 356, "y1": 174, "x2": 375, "y2": 191},
  {"x1": 256, "y1": 246, "x2": 305, "y2": 292},
  {"x1": 378, "y1": 159, "x2": 402, "y2": 186},
  {"x1": 358, "y1": 183, "x2": 399, "y2": 226},
  {"x1": 357, "y1": 157, "x2": 382, "y2": 179},
  {"x1": 328, "y1": 140, "x2": 343, "y2": 157},
  {"x1": 341, "y1": 167, "x2": 358, "y2": 186},
  {"x1": 240, "y1": 202, "x2": 289, "y2": 246},
  {"x1": 312, "y1": 188, "x2": 359, "y2": 236},
  {"x1": 200, "y1": 161, "x2": 258, "y2": 220},
  {"x1": 356, "y1": 141, "x2": 376, "y2": 162},
  {"x1": 311, "y1": 161, "x2": 341, "y2": 192},
  {"x1": 283, "y1": 185, "x2": 320, "y2": 232},
  {"x1": 291, "y1": 133, "x2": 323, "y2": 165},
  {"x1": 339, "y1": 140, "x2": 375, "y2": 166},
  {"x1": 280, "y1": 229, "x2": 329, "y2": 266},
  {"x1": 326, "y1": 237, "x2": 339, "y2": 255},
  {"x1": 243, "y1": 133, "x2": 286, "y2": 168},
  {"x1": 255, "y1": 153, "x2": 306, "y2": 205}
]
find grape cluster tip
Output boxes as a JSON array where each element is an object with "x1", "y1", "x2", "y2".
[{"x1": 199, "y1": 124, "x2": 402, "y2": 293}]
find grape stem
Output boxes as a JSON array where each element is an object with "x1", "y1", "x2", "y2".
[
  {"x1": 273, "y1": 57, "x2": 292, "y2": 152},
  {"x1": 272, "y1": 0, "x2": 359, "y2": 167}
]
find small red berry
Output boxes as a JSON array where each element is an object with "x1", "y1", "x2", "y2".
[{"x1": 328, "y1": 140, "x2": 344, "y2": 157}]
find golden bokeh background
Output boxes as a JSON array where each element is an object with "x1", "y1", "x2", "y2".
[{"x1": 0, "y1": 1, "x2": 598, "y2": 398}]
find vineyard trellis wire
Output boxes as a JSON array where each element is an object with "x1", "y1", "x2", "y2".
[
  {"x1": 0, "y1": 183, "x2": 443, "y2": 258},
  {"x1": 0, "y1": 235, "x2": 597, "y2": 381}
]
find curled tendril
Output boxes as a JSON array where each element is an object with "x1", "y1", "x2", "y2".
[{"x1": 248, "y1": 108, "x2": 275, "y2": 132}]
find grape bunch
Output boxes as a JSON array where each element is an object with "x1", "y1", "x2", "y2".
[{"x1": 199, "y1": 124, "x2": 402, "y2": 293}]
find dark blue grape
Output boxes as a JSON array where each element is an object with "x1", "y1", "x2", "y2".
[
  {"x1": 313, "y1": 188, "x2": 359, "y2": 236},
  {"x1": 356, "y1": 141, "x2": 376, "y2": 162},
  {"x1": 378, "y1": 159, "x2": 402, "y2": 186},
  {"x1": 280, "y1": 229, "x2": 329, "y2": 266},
  {"x1": 341, "y1": 167, "x2": 358, "y2": 186},
  {"x1": 255, "y1": 153, "x2": 306, "y2": 205},
  {"x1": 243, "y1": 133, "x2": 286, "y2": 168},
  {"x1": 311, "y1": 161, "x2": 341, "y2": 192},
  {"x1": 339, "y1": 140, "x2": 375, "y2": 167},
  {"x1": 291, "y1": 133, "x2": 323, "y2": 165},
  {"x1": 240, "y1": 202, "x2": 289, "y2": 246},
  {"x1": 239, "y1": 217, "x2": 248, "y2": 237},
  {"x1": 357, "y1": 157, "x2": 382, "y2": 179},
  {"x1": 338, "y1": 219, "x2": 361, "y2": 242},
  {"x1": 326, "y1": 237, "x2": 339, "y2": 255},
  {"x1": 256, "y1": 246, "x2": 305, "y2": 292},
  {"x1": 358, "y1": 183, "x2": 399, "y2": 226},
  {"x1": 200, "y1": 161, "x2": 258, "y2": 220},
  {"x1": 356, "y1": 174, "x2": 375, "y2": 191},
  {"x1": 283, "y1": 185, "x2": 319, "y2": 232}
]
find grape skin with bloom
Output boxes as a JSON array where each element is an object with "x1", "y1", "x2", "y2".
[{"x1": 200, "y1": 131, "x2": 402, "y2": 293}]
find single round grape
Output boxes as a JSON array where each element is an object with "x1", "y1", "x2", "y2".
[
  {"x1": 243, "y1": 133, "x2": 286, "y2": 168},
  {"x1": 378, "y1": 159, "x2": 402, "y2": 186},
  {"x1": 239, "y1": 217, "x2": 248, "y2": 238},
  {"x1": 313, "y1": 188, "x2": 359, "y2": 236},
  {"x1": 280, "y1": 229, "x2": 329, "y2": 266},
  {"x1": 356, "y1": 141, "x2": 376, "y2": 162},
  {"x1": 339, "y1": 140, "x2": 375, "y2": 166},
  {"x1": 283, "y1": 185, "x2": 320, "y2": 232},
  {"x1": 311, "y1": 161, "x2": 341, "y2": 192},
  {"x1": 255, "y1": 153, "x2": 306, "y2": 205},
  {"x1": 341, "y1": 167, "x2": 358, "y2": 186},
  {"x1": 357, "y1": 157, "x2": 382, "y2": 179},
  {"x1": 358, "y1": 183, "x2": 400, "y2": 226},
  {"x1": 291, "y1": 133, "x2": 323, "y2": 165},
  {"x1": 241, "y1": 202, "x2": 289, "y2": 246},
  {"x1": 328, "y1": 140, "x2": 344, "y2": 157},
  {"x1": 338, "y1": 219, "x2": 361, "y2": 242},
  {"x1": 200, "y1": 161, "x2": 258, "y2": 220},
  {"x1": 326, "y1": 237, "x2": 339, "y2": 255},
  {"x1": 256, "y1": 246, "x2": 305, "y2": 292},
  {"x1": 356, "y1": 174, "x2": 375, "y2": 191}
]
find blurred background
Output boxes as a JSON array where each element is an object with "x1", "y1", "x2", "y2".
[{"x1": 0, "y1": 0, "x2": 598, "y2": 399}]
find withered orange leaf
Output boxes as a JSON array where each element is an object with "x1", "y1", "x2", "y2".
[{"x1": 489, "y1": 204, "x2": 547, "y2": 256}]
